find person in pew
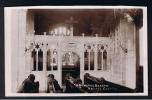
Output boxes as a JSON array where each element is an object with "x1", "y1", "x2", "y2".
[
  {"x1": 17, "y1": 74, "x2": 39, "y2": 93},
  {"x1": 64, "y1": 73, "x2": 85, "y2": 93},
  {"x1": 47, "y1": 74, "x2": 62, "y2": 93},
  {"x1": 64, "y1": 73, "x2": 74, "y2": 93}
]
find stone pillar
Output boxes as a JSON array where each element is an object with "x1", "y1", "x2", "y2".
[
  {"x1": 101, "y1": 51, "x2": 103, "y2": 70},
  {"x1": 43, "y1": 49, "x2": 47, "y2": 91},
  {"x1": 80, "y1": 33, "x2": 85, "y2": 83},
  {"x1": 18, "y1": 9, "x2": 28, "y2": 89},
  {"x1": 58, "y1": 39, "x2": 62, "y2": 85},
  {"x1": 43, "y1": 32, "x2": 47, "y2": 71},
  {"x1": 88, "y1": 51, "x2": 90, "y2": 70},
  {"x1": 109, "y1": 43, "x2": 113, "y2": 81},
  {"x1": 94, "y1": 34, "x2": 98, "y2": 71},
  {"x1": 106, "y1": 48, "x2": 109, "y2": 70},
  {"x1": 30, "y1": 49, "x2": 33, "y2": 72},
  {"x1": 125, "y1": 23, "x2": 136, "y2": 89},
  {"x1": 36, "y1": 49, "x2": 39, "y2": 71}
]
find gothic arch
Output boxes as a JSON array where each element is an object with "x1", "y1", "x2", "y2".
[{"x1": 61, "y1": 51, "x2": 80, "y2": 85}]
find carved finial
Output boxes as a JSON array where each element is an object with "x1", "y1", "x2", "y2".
[
  {"x1": 82, "y1": 33, "x2": 85, "y2": 37},
  {"x1": 95, "y1": 34, "x2": 98, "y2": 37},
  {"x1": 44, "y1": 32, "x2": 47, "y2": 35}
]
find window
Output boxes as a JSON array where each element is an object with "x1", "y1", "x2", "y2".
[
  {"x1": 32, "y1": 49, "x2": 37, "y2": 71},
  {"x1": 31, "y1": 49, "x2": 43, "y2": 71},
  {"x1": 90, "y1": 50, "x2": 94, "y2": 70},
  {"x1": 38, "y1": 49, "x2": 43, "y2": 71},
  {"x1": 53, "y1": 50, "x2": 58, "y2": 70},
  {"x1": 46, "y1": 49, "x2": 58, "y2": 71},
  {"x1": 97, "y1": 45, "x2": 108, "y2": 71},
  {"x1": 47, "y1": 50, "x2": 51, "y2": 70},
  {"x1": 84, "y1": 44, "x2": 95, "y2": 71},
  {"x1": 103, "y1": 50, "x2": 107, "y2": 70},
  {"x1": 97, "y1": 51, "x2": 102, "y2": 70},
  {"x1": 84, "y1": 50, "x2": 89, "y2": 70}
]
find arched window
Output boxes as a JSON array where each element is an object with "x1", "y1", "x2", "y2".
[
  {"x1": 84, "y1": 50, "x2": 89, "y2": 70},
  {"x1": 90, "y1": 50, "x2": 94, "y2": 70},
  {"x1": 46, "y1": 49, "x2": 58, "y2": 71},
  {"x1": 38, "y1": 49, "x2": 43, "y2": 71},
  {"x1": 53, "y1": 50, "x2": 58, "y2": 70},
  {"x1": 103, "y1": 50, "x2": 107, "y2": 70},
  {"x1": 98, "y1": 51, "x2": 102, "y2": 70},
  {"x1": 32, "y1": 49, "x2": 37, "y2": 71},
  {"x1": 47, "y1": 50, "x2": 51, "y2": 70}
]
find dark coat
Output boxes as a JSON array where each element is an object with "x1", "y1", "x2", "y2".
[{"x1": 17, "y1": 78, "x2": 39, "y2": 93}]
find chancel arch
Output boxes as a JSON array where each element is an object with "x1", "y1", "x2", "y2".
[{"x1": 62, "y1": 52, "x2": 80, "y2": 85}]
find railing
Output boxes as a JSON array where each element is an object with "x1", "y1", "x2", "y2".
[{"x1": 25, "y1": 34, "x2": 112, "y2": 44}]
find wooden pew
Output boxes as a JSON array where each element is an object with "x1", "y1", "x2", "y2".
[{"x1": 83, "y1": 73, "x2": 134, "y2": 93}]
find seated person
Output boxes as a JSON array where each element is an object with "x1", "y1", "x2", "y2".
[
  {"x1": 17, "y1": 74, "x2": 39, "y2": 93},
  {"x1": 47, "y1": 74, "x2": 62, "y2": 93},
  {"x1": 64, "y1": 73, "x2": 84, "y2": 93}
]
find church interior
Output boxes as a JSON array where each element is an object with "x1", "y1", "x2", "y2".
[{"x1": 9, "y1": 8, "x2": 144, "y2": 93}]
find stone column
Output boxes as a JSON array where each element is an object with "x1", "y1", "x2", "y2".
[
  {"x1": 43, "y1": 49, "x2": 47, "y2": 91},
  {"x1": 58, "y1": 39, "x2": 62, "y2": 85},
  {"x1": 36, "y1": 49, "x2": 39, "y2": 71},
  {"x1": 43, "y1": 50, "x2": 47, "y2": 71},
  {"x1": 101, "y1": 51, "x2": 103, "y2": 70},
  {"x1": 88, "y1": 51, "x2": 90, "y2": 70},
  {"x1": 94, "y1": 34, "x2": 98, "y2": 71},
  {"x1": 43, "y1": 32, "x2": 47, "y2": 71},
  {"x1": 30, "y1": 49, "x2": 34, "y2": 72},
  {"x1": 80, "y1": 33, "x2": 85, "y2": 83},
  {"x1": 109, "y1": 43, "x2": 113, "y2": 81},
  {"x1": 18, "y1": 9, "x2": 28, "y2": 88}
]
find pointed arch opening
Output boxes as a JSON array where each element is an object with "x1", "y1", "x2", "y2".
[
  {"x1": 32, "y1": 49, "x2": 37, "y2": 71},
  {"x1": 38, "y1": 49, "x2": 43, "y2": 71},
  {"x1": 103, "y1": 50, "x2": 107, "y2": 70}
]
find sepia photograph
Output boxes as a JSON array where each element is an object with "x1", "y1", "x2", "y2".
[{"x1": 4, "y1": 6, "x2": 148, "y2": 96}]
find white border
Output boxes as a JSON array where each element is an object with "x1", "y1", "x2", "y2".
[
  {"x1": 4, "y1": 6, "x2": 147, "y2": 9},
  {"x1": 5, "y1": 6, "x2": 148, "y2": 97}
]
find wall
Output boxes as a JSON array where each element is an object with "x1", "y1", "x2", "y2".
[
  {"x1": 111, "y1": 16, "x2": 136, "y2": 89},
  {"x1": 9, "y1": 9, "x2": 20, "y2": 93},
  {"x1": 10, "y1": 9, "x2": 27, "y2": 93},
  {"x1": 10, "y1": 9, "x2": 136, "y2": 92}
]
